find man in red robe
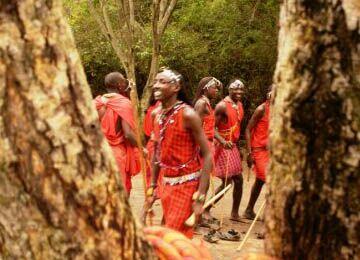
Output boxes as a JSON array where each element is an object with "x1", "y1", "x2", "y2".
[
  {"x1": 243, "y1": 85, "x2": 272, "y2": 219},
  {"x1": 203, "y1": 79, "x2": 245, "y2": 222},
  {"x1": 193, "y1": 77, "x2": 222, "y2": 222},
  {"x1": 94, "y1": 72, "x2": 140, "y2": 195},
  {"x1": 144, "y1": 68, "x2": 212, "y2": 238},
  {"x1": 143, "y1": 98, "x2": 161, "y2": 188}
]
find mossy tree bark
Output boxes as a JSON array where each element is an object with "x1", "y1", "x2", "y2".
[
  {"x1": 0, "y1": 1, "x2": 154, "y2": 259},
  {"x1": 266, "y1": 0, "x2": 359, "y2": 259}
]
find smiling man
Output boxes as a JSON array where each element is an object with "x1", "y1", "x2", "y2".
[
  {"x1": 203, "y1": 79, "x2": 245, "y2": 223},
  {"x1": 144, "y1": 68, "x2": 212, "y2": 238}
]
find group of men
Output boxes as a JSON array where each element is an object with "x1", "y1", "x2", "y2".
[{"x1": 94, "y1": 69, "x2": 272, "y2": 238}]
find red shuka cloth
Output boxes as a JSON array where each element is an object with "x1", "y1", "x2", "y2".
[
  {"x1": 214, "y1": 97, "x2": 244, "y2": 178},
  {"x1": 153, "y1": 104, "x2": 201, "y2": 237},
  {"x1": 251, "y1": 101, "x2": 270, "y2": 148},
  {"x1": 143, "y1": 101, "x2": 161, "y2": 138},
  {"x1": 153, "y1": 104, "x2": 201, "y2": 177},
  {"x1": 251, "y1": 101, "x2": 270, "y2": 181},
  {"x1": 143, "y1": 101, "x2": 161, "y2": 191},
  {"x1": 216, "y1": 97, "x2": 244, "y2": 143},
  {"x1": 94, "y1": 93, "x2": 140, "y2": 193},
  {"x1": 202, "y1": 97, "x2": 215, "y2": 140}
]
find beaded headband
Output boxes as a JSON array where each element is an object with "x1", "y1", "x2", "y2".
[
  {"x1": 228, "y1": 79, "x2": 244, "y2": 89},
  {"x1": 203, "y1": 77, "x2": 221, "y2": 90},
  {"x1": 160, "y1": 68, "x2": 182, "y2": 83}
]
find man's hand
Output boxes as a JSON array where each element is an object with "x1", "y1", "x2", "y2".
[{"x1": 222, "y1": 140, "x2": 234, "y2": 149}]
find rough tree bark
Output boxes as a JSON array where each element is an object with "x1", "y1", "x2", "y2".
[
  {"x1": 0, "y1": 1, "x2": 154, "y2": 259},
  {"x1": 266, "y1": 0, "x2": 359, "y2": 259}
]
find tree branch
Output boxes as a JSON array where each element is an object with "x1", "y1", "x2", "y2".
[{"x1": 159, "y1": 0, "x2": 177, "y2": 36}]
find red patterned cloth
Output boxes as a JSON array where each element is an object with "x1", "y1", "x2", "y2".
[
  {"x1": 153, "y1": 103, "x2": 201, "y2": 177},
  {"x1": 216, "y1": 97, "x2": 244, "y2": 143},
  {"x1": 214, "y1": 146, "x2": 242, "y2": 178},
  {"x1": 252, "y1": 149, "x2": 269, "y2": 181},
  {"x1": 94, "y1": 93, "x2": 140, "y2": 194},
  {"x1": 214, "y1": 97, "x2": 244, "y2": 178},
  {"x1": 153, "y1": 102, "x2": 201, "y2": 237},
  {"x1": 161, "y1": 180, "x2": 199, "y2": 238}
]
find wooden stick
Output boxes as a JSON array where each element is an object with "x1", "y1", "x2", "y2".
[
  {"x1": 184, "y1": 183, "x2": 233, "y2": 227},
  {"x1": 236, "y1": 200, "x2": 266, "y2": 252}
]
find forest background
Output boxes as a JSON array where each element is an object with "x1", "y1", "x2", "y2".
[{"x1": 64, "y1": 0, "x2": 279, "y2": 112}]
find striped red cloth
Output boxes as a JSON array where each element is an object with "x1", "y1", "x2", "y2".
[
  {"x1": 161, "y1": 180, "x2": 199, "y2": 238},
  {"x1": 214, "y1": 145, "x2": 242, "y2": 178}
]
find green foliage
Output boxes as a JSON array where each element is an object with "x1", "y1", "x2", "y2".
[{"x1": 64, "y1": 0, "x2": 279, "y2": 108}]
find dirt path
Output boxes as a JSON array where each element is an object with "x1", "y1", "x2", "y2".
[{"x1": 129, "y1": 172, "x2": 266, "y2": 259}]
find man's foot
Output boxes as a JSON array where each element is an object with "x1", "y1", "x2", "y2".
[
  {"x1": 242, "y1": 210, "x2": 256, "y2": 220},
  {"x1": 230, "y1": 214, "x2": 244, "y2": 223}
]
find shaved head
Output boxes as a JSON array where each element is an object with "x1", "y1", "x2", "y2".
[{"x1": 104, "y1": 72, "x2": 128, "y2": 90}]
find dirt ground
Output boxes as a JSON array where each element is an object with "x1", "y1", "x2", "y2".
[{"x1": 129, "y1": 171, "x2": 266, "y2": 260}]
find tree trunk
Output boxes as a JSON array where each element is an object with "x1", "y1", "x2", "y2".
[
  {"x1": 266, "y1": 1, "x2": 359, "y2": 259},
  {"x1": 0, "y1": 1, "x2": 154, "y2": 259},
  {"x1": 141, "y1": 41, "x2": 160, "y2": 112}
]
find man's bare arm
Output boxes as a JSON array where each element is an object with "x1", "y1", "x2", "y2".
[
  {"x1": 121, "y1": 119, "x2": 138, "y2": 146},
  {"x1": 194, "y1": 99, "x2": 208, "y2": 122},
  {"x1": 183, "y1": 108, "x2": 211, "y2": 196}
]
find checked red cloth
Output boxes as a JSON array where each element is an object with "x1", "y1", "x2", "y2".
[
  {"x1": 153, "y1": 103, "x2": 202, "y2": 237},
  {"x1": 161, "y1": 179, "x2": 199, "y2": 238},
  {"x1": 214, "y1": 145, "x2": 242, "y2": 178},
  {"x1": 153, "y1": 103, "x2": 201, "y2": 177}
]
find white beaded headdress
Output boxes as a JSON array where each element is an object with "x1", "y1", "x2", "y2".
[
  {"x1": 203, "y1": 77, "x2": 221, "y2": 90},
  {"x1": 160, "y1": 68, "x2": 182, "y2": 83},
  {"x1": 228, "y1": 79, "x2": 244, "y2": 89}
]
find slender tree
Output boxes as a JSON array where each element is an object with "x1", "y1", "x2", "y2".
[
  {"x1": 266, "y1": 0, "x2": 359, "y2": 259},
  {"x1": 0, "y1": 0, "x2": 154, "y2": 258},
  {"x1": 141, "y1": 0, "x2": 177, "y2": 110},
  {"x1": 88, "y1": 0, "x2": 177, "y2": 112}
]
